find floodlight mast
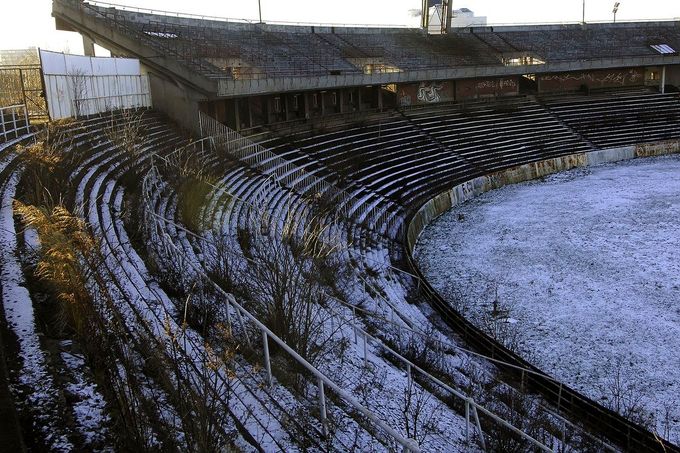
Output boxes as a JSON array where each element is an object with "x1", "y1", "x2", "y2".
[
  {"x1": 421, "y1": 1, "x2": 453, "y2": 33},
  {"x1": 582, "y1": 0, "x2": 586, "y2": 23},
  {"x1": 613, "y1": 2, "x2": 620, "y2": 23},
  {"x1": 258, "y1": 0, "x2": 263, "y2": 23},
  {"x1": 421, "y1": 0, "x2": 430, "y2": 29},
  {"x1": 439, "y1": 0, "x2": 453, "y2": 34}
]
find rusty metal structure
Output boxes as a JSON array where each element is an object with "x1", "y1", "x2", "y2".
[{"x1": 0, "y1": 65, "x2": 48, "y2": 122}]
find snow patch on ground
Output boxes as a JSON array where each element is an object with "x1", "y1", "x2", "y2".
[
  {"x1": 60, "y1": 342, "x2": 113, "y2": 451},
  {"x1": 415, "y1": 155, "x2": 680, "y2": 443},
  {"x1": 0, "y1": 149, "x2": 73, "y2": 450}
]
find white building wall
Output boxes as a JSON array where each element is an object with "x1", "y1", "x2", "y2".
[{"x1": 40, "y1": 50, "x2": 152, "y2": 120}]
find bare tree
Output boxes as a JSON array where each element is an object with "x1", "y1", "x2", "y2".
[
  {"x1": 397, "y1": 378, "x2": 444, "y2": 449},
  {"x1": 239, "y1": 201, "x2": 344, "y2": 366},
  {"x1": 68, "y1": 68, "x2": 88, "y2": 118},
  {"x1": 597, "y1": 358, "x2": 654, "y2": 428}
]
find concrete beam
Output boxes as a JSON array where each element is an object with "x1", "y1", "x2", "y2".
[
  {"x1": 218, "y1": 57, "x2": 680, "y2": 97},
  {"x1": 52, "y1": 0, "x2": 217, "y2": 96}
]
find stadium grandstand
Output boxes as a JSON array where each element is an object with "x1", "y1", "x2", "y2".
[
  {"x1": 0, "y1": 0, "x2": 679, "y2": 451},
  {"x1": 52, "y1": 0, "x2": 680, "y2": 131}
]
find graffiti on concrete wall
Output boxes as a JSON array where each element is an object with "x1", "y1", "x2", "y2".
[
  {"x1": 475, "y1": 78, "x2": 518, "y2": 90},
  {"x1": 541, "y1": 69, "x2": 643, "y2": 85},
  {"x1": 417, "y1": 82, "x2": 443, "y2": 103},
  {"x1": 399, "y1": 81, "x2": 453, "y2": 105}
]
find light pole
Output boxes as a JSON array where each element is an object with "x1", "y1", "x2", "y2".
[
  {"x1": 613, "y1": 2, "x2": 620, "y2": 23},
  {"x1": 258, "y1": 0, "x2": 263, "y2": 23},
  {"x1": 582, "y1": 0, "x2": 586, "y2": 23}
]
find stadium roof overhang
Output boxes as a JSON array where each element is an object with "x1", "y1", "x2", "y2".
[
  {"x1": 52, "y1": 0, "x2": 218, "y2": 97},
  {"x1": 52, "y1": 0, "x2": 680, "y2": 99},
  {"x1": 217, "y1": 55, "x2": 680, "y2": 97}
]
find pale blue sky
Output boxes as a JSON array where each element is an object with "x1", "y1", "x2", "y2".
[{"x1": 0, "y1": 0, "x2": 678, "y2": 52}]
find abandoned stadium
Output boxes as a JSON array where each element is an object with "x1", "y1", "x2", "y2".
[{"x1": 1, "y1": 0, "x2": 680, "y2": 451}]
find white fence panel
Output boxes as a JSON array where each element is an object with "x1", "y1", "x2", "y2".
[{"x1": 40, "y1": 50, "x2": 152, "y2": 120}]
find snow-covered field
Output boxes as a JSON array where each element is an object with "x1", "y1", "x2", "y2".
[{"x1": 415, "y1": 155, "x2": 680, "y2": 443}]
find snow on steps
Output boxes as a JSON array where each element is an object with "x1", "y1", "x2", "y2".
[{"x1": 0, "y1": 134, "x2": 73, "y2": 450}]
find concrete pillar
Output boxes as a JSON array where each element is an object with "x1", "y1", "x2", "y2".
[
  {"x1": 378, "y1": 87, "x2": 383, "y2": 111},
  {"x1": 82, "y1": 35, "x2": 96, "y2": 56},
  {"x1": 445, "y1": 0, "x2": 453, "y2": 32},
  {"x1": 357, "y1": 89, "x2": 362, "y2": 111},
  {"x1": 234, "y1": 99, "x2": 241, "y2": 131},
  {"x1": 285, "y1": 95, "x2": 291, "y2": 121},
  {"x1": 661, "y1": 66, "x2": 666, "y2": 94},
  {"x1": 321, "y1": 91, "x2": 326, "y2": 116},
  {"x1": 339, "y1": 90, "x2": 344, "y2": 113},
  {"x1": 304, "y1": 92, "x2": 310, "y2": 119}
]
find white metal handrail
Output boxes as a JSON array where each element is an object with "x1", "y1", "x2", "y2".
[
  {"x1": 0, "y1": 104, "x2": 30, "y2": 142},
  {"x1": 142, "y1": 136, "x2": 615, "y2": 450},
  {"x1": 141, "y1": 169, "x2": 421, "y2": 452},
  {"x1": 143, "y1": 166, "x2": 600, "y2": 452}
]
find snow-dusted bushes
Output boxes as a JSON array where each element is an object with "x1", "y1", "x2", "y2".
[{"x1": 237, "y1": 204, "x2": 347, "y2": 367}]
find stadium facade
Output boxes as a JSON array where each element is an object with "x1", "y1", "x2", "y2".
[{"x1": 53, "y1": 0, "x2": 680, "y2": 132}]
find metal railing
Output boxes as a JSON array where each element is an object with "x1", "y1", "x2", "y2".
[
  {"x1": 144, "y1": 167, "x2": 556, "y2": 451},
  {"x1": 72, "y1": 92, "x2": 152, "y2": 119},
  {"x1": 141, "y1": 148, "x2": 602, "y2": 451},
  {"x1": 0, "y1": 66, "x2": 48, "y2": 121},
  {"x1": 141, "y1": 168, "x2": 421, "y2": 452},
  {"x1": 0, "y1": 104, "x2": 30, "y2": 142},
  {"x1": 83, "y1": 0, "x2": 412, "y2": 28},
  {"x1": 198, "y1": 111, "x2": 404, "y2": 238}
]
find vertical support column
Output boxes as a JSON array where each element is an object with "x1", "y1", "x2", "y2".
[
  {"x1": 284, "y1": 95, "x2": 291, "y2": 121},
  {"x1": 22, "y1": 105, "x2": 29, "y2": 134},
  {"x1": 225, "y1": 297, "x2": 233, "y2": 336},
  {"x1": 234, "y1": 99, "x2": 241, "y2": 132},
  {"x1": 1, "y1": 108, "x2": 6, "y2": 141},
  {"x1": 421, "y1": 0, "x2": 430, "y2": 29},
  {"x1": 661, "y1": 66, "x2": 666, "y2": 94},
  {"x1": 248, "y1": 98, "x2": 254, "y2": 128},
  {"x1": 357, "y1": 89, "x2": 362, "y2": 111},
  {"x1": 472, "y1": 405, "x2": 486, "y2": 451},
  {"x1": 339, "y1": 90, "x2": 344, "y2": 113},
  {"x1": 304, "y1": 92, "x2": 310, "y2": 119},
  {"x1": 445, "y1": 0, "x2": 453, "y2": 32},
  {"x1": 82, "y1": 35, "x2": 96, "y2": 56},
  {"x1": 321, "y1": 91, "x2": 326, "y2": 116},
  {"x1": 378, "y1": 86, "x2": 383, "y2": 111},
  {"x1": 262, "y1": 329, "x2": 272, "y2": 386},
  {"x1": 318, "y1": 377, "x2": 328, "y2": 436},
  {"x1": 363, "y1": 334, "x2": 368, "y2": 367},
  {"x1": 557, "y1": 382, "x2": 563, "y2": 411},
  {"x1": 11, "y1": 109, "x2": 17, "y2": 139},
  {"x1": 465, "y1": 399, "x2": 470, "y2": 443},
  {"x1": 19, "y1": 69, "x2": 28, "y2": 114}
]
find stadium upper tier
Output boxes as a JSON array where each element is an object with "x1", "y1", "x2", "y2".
[{"x1": 54, "y1": 0, "x2": 680, "y2": 84}]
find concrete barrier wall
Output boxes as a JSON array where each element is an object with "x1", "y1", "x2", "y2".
[
  {"x1": 407, "y1": 140, "x2": 680, "y2": 250},
  {"x1": 585, "y1": 146, "x2": 636, "y2": 165}
]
